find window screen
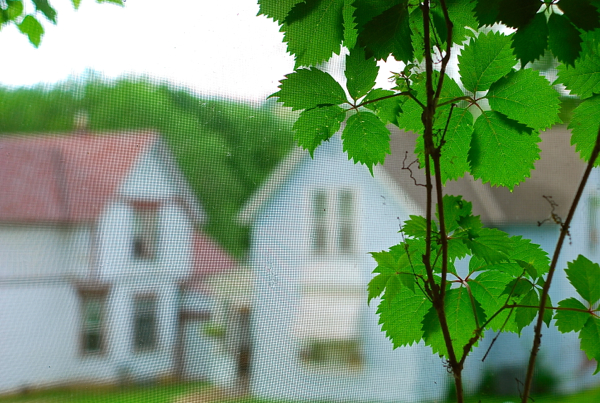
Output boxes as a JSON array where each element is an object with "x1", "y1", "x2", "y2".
[{"x1": 0, "y1": 1, "x2": 598, "y2": 403}]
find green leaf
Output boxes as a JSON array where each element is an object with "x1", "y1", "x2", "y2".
[
  {"x1": 431, "y1": 106, "x2": 473, "y2": 183},
  {"x1": 357, "y1": 2, "x2": 413, "y2": 62},
  {"x1": 548, "y1": 13, "x2": 582, "y2": 67},
  {"x1": 293, "y1": 106, "x2": 345, "y2": 156},
  {"x1": 555, "y1": 51, "x2": 600, "y2": 99},
  {"x1": 378, "y1": 285, "x2": 431, "y2": 348},
  {"x1": 559, "y1": 0, "x2": 600, "y2": 32},
  {"x1": 18, "y1": 15, "x2": 44, "y2": 48},
  {"x1": 543, "y1": 294, "x2": 553, "y2": 327},
  {"x1": 270, "y1": 68, "x2": 347, "y2": 111},
  {"x1": 469, "y1": 111, "x2": 540, "y2": 189},
  {"x1": 566, "y1": 255, "x2": 600, "y2": 304},
  {"x1": 473, "y1": 0, "x2": 500, "y2": 26},
  {"x1": 258, "y1": 0, "x2": 304, "y2": 23},
  {"x1": 342, "y1": 0, "x2": 358, "y2": 49},
  {"x1": 345, "y1": 46, "x2": 379, "y2": 100},
  {"x1": 487, "y1": 69, "x2": 561, "y2": 131},
  {"x1": 402, "y1": 215, "x2": 435, "y2": 238},
  {"x1": 512, "y1": 13, "x2": 548, "y2": 67},
  {"x1": 464, "y1": 227, "x2": 512, "y2": 263},
  {"x1": 422, "y1": 287, "x2": 485, "y2": 360},
  {"x1": 515, "y1": 288, "x2": 539, "y2": 332},
  {"x1": 284, "y1": 0, "x2": 345, "y2": 68},
  {"x1": 555, "y1": 297, "x2": 590, "y2": 333},
  {"x1": 342, "y1": 112, "x2": 391, "y2": 174},
  {"x1": 458, "y1": 31, "x2": 516, "y2": 93},
  {"x1": 496, "y1": 0, "x2": 540, "y2": 29},
  {"x1": 32, "y1": 0, "x2": 57, "y2": 23},
  {"x1": 470, "y1": 271, "x2": 518, "y2": 332},
  {"x1": 569, "y1": 95, "x2": 600, "y2": 164},
  {"x1": 5, "y1": 1, "x2": 24, "y2": 21},
  {"x1": 362, "y1": 89, "x2": 403, "y2": 125},
  {"x1": 72, "y1": 0, "x2": 82, "y2": 9},
  {"x1": 438, "y1": 195, "x2": 472, "y2": 233},
  {"x1": 510, "y1": 236, "x2": 550, "y2": 277},
  {"x1": 579, "y1": 317, "x2": 600, "y2": 374}
]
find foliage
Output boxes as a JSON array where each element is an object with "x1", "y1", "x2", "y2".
[
  {"x1": 0, "y1": 75, "x2": 294, "y2": 257},
  {"x1": 0, "y1": 0, "x2": 123, "y2": 47},
  {"x1": 257, "y1": 0, "x2": 600, "y2": 402}
]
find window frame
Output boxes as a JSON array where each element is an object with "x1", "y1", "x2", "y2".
[
  {"x1": 77, "y1": 283, "x2": 110, "y2": 357},
  {"x1": 131, "y1": 200, "x2": 160, "y2": 261},
  {"x1": 132, "y1": 292, "x2": 159, "y2": 353},
  {"x1": 310, "y1": 188, "x2": 357, "y2": 256}
]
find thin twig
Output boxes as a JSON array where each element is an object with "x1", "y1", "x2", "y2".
[{"x1": 521, "y1": 124, "x2": 600, "y2": 403}]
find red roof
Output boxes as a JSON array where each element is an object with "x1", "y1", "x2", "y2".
[
  {"x1": 0, "y1": 130, "x2": 158, "y2": 223},
  {"x1": 192, "y1": 232, "x2": 237, "y2": 276}
]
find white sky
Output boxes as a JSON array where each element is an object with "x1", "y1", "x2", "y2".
[{"x1": 0, "y1": 0, "x2": 408, "y2": 104}]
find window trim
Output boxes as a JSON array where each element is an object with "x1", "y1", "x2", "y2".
[
  {"x1": 76, "y1": 282, "x2": 110, "y2": 357},
  {"x1": 131, "y1": 200, "x2": 161, "y2": 261},
  {"x1": 132, "y1": 292, "x2": 159, "y2": 354},
  {"x1": 310, "y1": 188, "x2": 357, "y2": 256}
]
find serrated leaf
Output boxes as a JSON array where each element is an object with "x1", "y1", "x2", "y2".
[
  {"x1": 543, "y1": 294, "x2": 553, "y2": 327},
  {"x1": 72, "y1": 0, "x2": 82, "y2": 9},
  {"x1": 32, "y1": 0, "x2": 56, "y2": 23},
  {"x1": 569, "y1": 95, "x2": 600, "y2": 164},
  {"x1": 357, "y1": 2, "x2": 413, "y2": 62},
  {"x1": 422, "y1": 287, "x2": 485, "y2": 360},
  {"x1": 487, "y1": 69, "x2": 560, "y2": 130},
  {"x1": 459, "y1": 31, "x2": 516, "y2": 93},
  {"x1": 470, "y1": 271, "x2": 518, "y2": 332},
  {"x1": 559, "y1": 0, "x2": 600, "y2": 32},
  {"x1": 566, "y1": 255, "x2": 600, "y2": 305},
  {"x1": 445, "y1": 0, "x2": 478, "y2": 44},
  {"x1": 548, "y1": 13, "x2": 582, "y2": 67},
  {"x1": 362, "y1": 89, "x2": 402, "y2": 125},
  {"x1": 515, "y1": 289, "x2": 539, "y2": 332},
  {"x1": 402, "y1": 214, "x2": 434, "y2": 238},
  {"x1": 342, "y1": 112, "x2": 390, "y2": 174},
  {"x1": 555, "y1": 51, "x2": 600, "y2": 99},
  {"x1": 510, "y1": 236, "x2": 550, "y2": 277},
  {"x1": 18, "y1": 15, "x2": 44, "y2": 48},
  {"x1": 497, "y1": 0, "x2": 540, "y2": 29},
  {"x1": 468, "y1": 256, "x2": 521, "y2": 277},
  {"x1": 258, "y1": 0, "x2": 304, "y2": 23},
  {"x1": 293, "y1": 106, "x2": 345, "y2": 156},
  {"x1": 555, "y1": 297, "x2": 590, "y2": 333},
  {"x1": 579, "y1": 317, "x2": 600, "y2": 374},
  {"x1": 342, "y1": 0, "x2": 357, "y2": 49},
  {"x1": 473, "y1": 0, "x2": 500, "y2": 26},
  {"x1": 284, "y1": 0, "x2": 345, "y2": 68},
  {"x1": 345, "y1": 46, "x2": 379, "y2": 100},
  {"x1": 503, "y1": 277, "x2": 534, "y2": 298},
  {"x1": 437, "y1": 195, "x2": 472, "y2": 233},
  {"x1": 378, "y1": 285, "x2": 431, "y2": 348},
  {"x1": 512, "y1": 12, "x2": 549, "y2": 67},
  {"x1": 464, "y1": 227, "x2": 513, "y2": 264},
  {"x1": 270, "y1": 68, "x2": 347, "y2": 111},
  {"x1": 469, "y1": 111, "x2": 540, "y2": 189}
]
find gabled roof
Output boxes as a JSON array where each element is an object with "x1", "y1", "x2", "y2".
[
  {"x1": 385, "y1": 125, "x2": 587, "y2": 225},
  {"x1": 239, "y1": 125, "x2": 588, "y2": 227},
  {"x1": 0, "y1": 130, "x2": 158, "y2": 223}
]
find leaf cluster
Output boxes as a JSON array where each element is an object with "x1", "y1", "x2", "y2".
[
  {"x1": 0, "y1": 0, "x2": 123, "y2": 47},
  {"x1": 368, "y1": 196, "x2": 551, "y2": 361}
]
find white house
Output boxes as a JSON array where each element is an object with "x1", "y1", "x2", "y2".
[
  {"x1": 0, "y1": 130, "x2": 237, "y2": 393},
  {"x1": 239, "y1": 125, "x2": 600, "y2": 402}
]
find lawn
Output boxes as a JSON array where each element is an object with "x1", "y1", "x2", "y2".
[{"x1": 1, "y1": 383, "x2": 600, "y2": 403}]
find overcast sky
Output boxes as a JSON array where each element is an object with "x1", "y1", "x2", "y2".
[{"x1": 0, "y1": 0, "x2": 411, "y2": 105}]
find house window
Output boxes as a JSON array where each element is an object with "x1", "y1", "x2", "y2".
[
  {"x1": 132, "y1": 202, "x2": 159, "y2": 260},
  {"x1": 78, "y1": 285, "x2": 109, "y2": 355},
  {"x1": 311, "y1": 188, "x2": 356, "y2": 255},
  {"x1": 133, "y1": 294, "x2": 158, "y2": 352},
  {"x1": 295, "y1": 293, "x2": 364, "y2": 371}
]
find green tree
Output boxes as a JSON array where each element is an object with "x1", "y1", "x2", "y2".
[
  {"x1": 0, "y1": 0, "x2": 122, "y2": 47},
  {"x1": 0, "y1": 76, "x2": 295, "y2": 257},
  {"x1": 257, "y1": 1, "x2": 600, "y2": 402}
]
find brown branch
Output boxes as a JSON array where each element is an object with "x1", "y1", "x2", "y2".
[{"x1": 521, "y1": 124, "x2": 600, "y2": 403}]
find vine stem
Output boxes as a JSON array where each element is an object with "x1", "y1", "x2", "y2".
[{"x1": 521, "y1": 124, "x2": 600, "y2": 403}]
